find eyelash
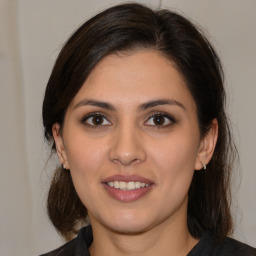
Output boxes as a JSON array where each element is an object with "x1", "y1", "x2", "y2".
[
  {"x1": 81, "y1": 112, "x2": 176, "y2": 128},
  {"x1": 81, "y1": 112, "x2": 111, "y2": 128},
  {"x1": 145, "y1": 112, "x2": 176, "y2": 128}
]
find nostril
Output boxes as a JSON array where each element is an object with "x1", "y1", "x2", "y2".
[
  {"x1": 111, "y1": 157, "x2": 141, "y2": 166},
  {"x1": 109, "y1": 129, "x2": 147, "y2": 165}
]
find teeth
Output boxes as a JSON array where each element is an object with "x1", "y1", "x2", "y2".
[
  {"x1": 107, "y1": 181, "x2": 149, "y2": 190},
  {"x1": 119, "y1": 181, "x2": 127, "y2": 190},
  {"x1": 127, "y1": 181, "x2": 135, "y2": 190}
]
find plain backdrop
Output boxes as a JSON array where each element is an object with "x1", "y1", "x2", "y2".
[{"x1": 0, "y1": 0, "x2": 255, "y2": 255}]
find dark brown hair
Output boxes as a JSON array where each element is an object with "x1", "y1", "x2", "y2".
[{"x1": 43, "y1": 3, "x2": 236, "y2": 241}]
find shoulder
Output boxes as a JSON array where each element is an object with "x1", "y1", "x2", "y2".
[
  {"x1": 189, "y1": 233, "x2": 256, "y2": 256},
  {"x1": 217, "y1": 237, "x2": 256, "y2": 256},
  {"x1": 39, "y1": 226, "x2": 93, "y2": 256},
  {"x1": 39, "y1": 239, "x2": 77, "y2": 256}
]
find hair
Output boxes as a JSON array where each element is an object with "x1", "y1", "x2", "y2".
[{"x1": 43, "y1": 3, "x2": 236, "y2": 241}]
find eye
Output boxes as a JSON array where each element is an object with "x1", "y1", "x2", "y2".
[
  {"x1": 145, "y1": 113, "x2": 175, "y2": 127},
  {"x1": 82, "y1": 113, "x2": 111, "y2": 127}
]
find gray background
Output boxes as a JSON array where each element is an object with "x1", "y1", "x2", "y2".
[{"x1": 0, "y1": 0, "x2": 255, "y2": 255}]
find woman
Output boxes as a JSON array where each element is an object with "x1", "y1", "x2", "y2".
[{"x1": 41, "y1": 3, "x2": 256, "y2": 256}]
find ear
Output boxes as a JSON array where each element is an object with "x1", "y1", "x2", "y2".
[
  {"x1": 195, "y1": 119, "x2": 218, "y2": 170},
  {"x1": 52, "y1": 123, "x2": 70, "y2": 169}
]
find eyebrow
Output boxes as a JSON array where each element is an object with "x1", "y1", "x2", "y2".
[
  {"x1": 74, "y1": 100, "x2": 115, "y2": 110},
  {"x1": 139, "y1": 99, "x2": 186, "y2": 111},
  {"x1": 73, "y1": 99, "x2": 186, "y2": 111}
]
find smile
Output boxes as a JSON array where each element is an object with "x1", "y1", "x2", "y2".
[
  {"x1": 102, "y1": 175, "x2": 154, "y2": 202},
  {"x1": 106, "y1": 181, "x2": 150, "y2": 190}
]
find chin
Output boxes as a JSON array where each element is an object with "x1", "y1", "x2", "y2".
[
  {"x1": 101, "y1": 212, "x2": 157, "y2": 235},
  {"x1": 109, "y1": 222, "x2": 151, "y2": 235}
]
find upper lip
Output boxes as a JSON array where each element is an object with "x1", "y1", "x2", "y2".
[{"x1": 102, "y1": 175, "x2": 154, "y2": 184}]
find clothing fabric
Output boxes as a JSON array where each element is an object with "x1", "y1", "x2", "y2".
[{"x1": 40, "y1": 225, "x2": 256, "y2": 256}]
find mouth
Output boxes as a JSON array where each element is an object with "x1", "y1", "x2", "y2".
[
  {"x1": 106, "y1": 181, "x2": 150, "y2": 190},
  {"x1": 102, "y1": 175, "x2": 154, "y2": 202}
]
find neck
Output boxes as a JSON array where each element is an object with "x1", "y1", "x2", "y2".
[{"x1": 89, "y1": 212, "x2": 198, "y2": 256}]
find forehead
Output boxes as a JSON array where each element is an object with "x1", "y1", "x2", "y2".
[{"x1": 69, "y1": 50, "x2": 196, "y2": 111}]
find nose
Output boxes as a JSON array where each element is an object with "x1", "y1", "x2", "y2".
[{"x1": 109, "y1": 124, "x2": 146, "y2": 166}]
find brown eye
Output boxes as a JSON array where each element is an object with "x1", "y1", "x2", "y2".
[
  {"x1": 145, "y1": 113, "x2": 175, "y2": 127},
  {"x1": 91, "y1": 116, "x2": 104, "y2": 125},
  {"x1": 83, "y1": 114, "x2": 111, "y2": 126},
  {"x1": 153, "y1": 116, "x2": 166, "y2": 126}
]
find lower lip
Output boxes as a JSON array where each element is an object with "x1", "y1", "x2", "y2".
[{"x1": 103, "y1": 183, "x2": 153, "y2": 202}]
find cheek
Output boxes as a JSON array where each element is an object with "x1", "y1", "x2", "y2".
[
  {"x1": 150, "y1": 132, "x2": 199, "y2": 186},
  {"x1": 150, "y1": 137, "x2": 198, "y2": 214},
  {"x1": 65, "y1": 136, "x2": 109, "y2": 208},
  {"x1": 65, "y1": 134, "x2": 108, "y2": 180}
]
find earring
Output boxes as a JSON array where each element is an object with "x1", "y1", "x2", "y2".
[
  {"x1": 62, "y1": 164, "x2": 67, "y2": 170},
  {"x1": 201, "y1": 162, "x2": 207, "y2": 170}
]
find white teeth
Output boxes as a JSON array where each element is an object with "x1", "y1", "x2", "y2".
[
  {"x1": 127, "y1": 181, "x2": 135, "y2": 190},
  {"x1": 114, "y1": 181, "x2": 119, "y2": 189},
  {"x1": 106, "y1": 181, "x2": 149, "y2": 190},
  {"x1": 108, "y1": 182, "x2": 114, "y2": 187},
  {"x1": 135, "y1": 181, "x2": 141, "y2": 189},
  {"x1": 119, "y1": 181, "x2": 127, "y2": 190}
]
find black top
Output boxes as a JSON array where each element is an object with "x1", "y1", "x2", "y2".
[{"x1": 40, "y1": 225, "x2": 256, "y2": 256}]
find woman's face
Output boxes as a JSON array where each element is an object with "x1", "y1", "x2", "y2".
[{"x1": 54, "y1": 50, "x2": 215, "y2": 234}]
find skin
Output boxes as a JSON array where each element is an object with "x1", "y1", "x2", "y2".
[{"x1": 53, "y1": 50, "x2": 218, "y2": 256}]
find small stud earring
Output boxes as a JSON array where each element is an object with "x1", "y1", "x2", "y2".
[{"x1": 201, "y1": 162, "x2": 207, "y2": 170}]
